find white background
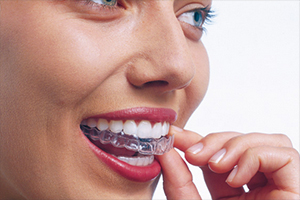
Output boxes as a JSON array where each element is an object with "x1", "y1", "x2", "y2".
[{"x1": 153, "y1": 1, "x2": 299, "y2": 199}]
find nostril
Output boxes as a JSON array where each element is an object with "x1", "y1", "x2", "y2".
[{"x1": 144, "y1": 80, "x2": 169, "y2": 88}]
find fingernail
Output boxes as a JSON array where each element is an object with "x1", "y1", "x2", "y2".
[
  {"x1": 170, "y1": 125, "x2": 183, "y2": 133},
  {"x1": 226, "y1": 165, "x2": 238, "y2": 183},
  {"x1": 169, "y1": 125, "x2": 183, "y2": 136},
  {"x1": 187, "y1": 143, "x2": 203, "y2": 155},
  {"x1": 209, "y1": 148, "x2": 226, "y2": 163}
]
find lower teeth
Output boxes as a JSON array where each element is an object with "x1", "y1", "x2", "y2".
[
  {"x1": 81, "y1": 125, "x2": 174, "y2": 155},
  {"x1": 117, "y1": 155, "x2": 154, "y2": 166}
]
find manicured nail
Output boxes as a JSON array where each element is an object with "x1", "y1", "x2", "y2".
[
  {"x1": 226, "y1": 165, "x2": 238, "y2": 183},
  {"x1": 169, "y1": 125, "x2": 183, "y2": 136},
  {"x1": 187, "y1": 143, "x2": 203, "y2": 155},
  {"x1": 170, "y1": 125, "x2": 183, "y2": 133},
  {"x1": 209, "y1": 148, "x2": 226, "y2": 163}
]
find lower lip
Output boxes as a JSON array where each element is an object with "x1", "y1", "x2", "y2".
[{"x1": 82, "y1": 133, "x2": 161, "y2": 182}]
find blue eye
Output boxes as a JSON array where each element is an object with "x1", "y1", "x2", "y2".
[
  {"x1": 193, "y1": 11, "x2": 203, "y2": 27},
  {"x1": 91, "y1": 0, "x2": 117, "y2": 6},
  {"x1": 178, "y1": 10, "x2": 204, "y2": 29},
  {"x1": 178, "y1": 6, "x2": 215, "y2": 30}
]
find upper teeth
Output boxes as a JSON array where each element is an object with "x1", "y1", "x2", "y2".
[{"x1": 83, "y1": 119, "x2": 170, "y2": 139}]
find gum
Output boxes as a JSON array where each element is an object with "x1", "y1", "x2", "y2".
[{"x1": 80, "y1": 125, "x2": 174, "y2": 155}]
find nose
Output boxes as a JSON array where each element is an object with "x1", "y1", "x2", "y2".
[{"x1": 125, "y1": 3, "x2": 195, "y2": 94}]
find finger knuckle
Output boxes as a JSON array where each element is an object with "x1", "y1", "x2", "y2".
[
  {"x1": 289, "y1": 147, "x2": 300, "y2": 161},
  {"x1": 243, "y1": 147, "x2": 257, "y2": 159},
  {"x1": 274, "y1": 133, "x2": 293, "y2": 147},
  {"x1": 224, "y1": 133, "x2": 248, "y2": 148}
]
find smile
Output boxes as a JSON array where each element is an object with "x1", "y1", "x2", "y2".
[
  {"x1": 80, "y1": 107, "x2": 177, "y2": 182},
  {"x1": 80, "y1": 119, "x2": 174, "y2": 165}
]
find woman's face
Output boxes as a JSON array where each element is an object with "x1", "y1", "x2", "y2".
[{"x1": 0, "y1": 0, "x2": 210, "y2": 198}]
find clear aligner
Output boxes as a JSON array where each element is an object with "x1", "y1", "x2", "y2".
[{"x1": 81, "y1": 125, "x2": 174, "y2": 155}]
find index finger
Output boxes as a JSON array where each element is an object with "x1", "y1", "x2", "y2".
[{"x1": 170, "y1": 125, "x2": 203, "y2": 152}]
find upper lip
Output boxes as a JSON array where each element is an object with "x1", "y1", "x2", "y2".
[{"x1": 84, "y1": 107, "x2": 177, "y2": 123}]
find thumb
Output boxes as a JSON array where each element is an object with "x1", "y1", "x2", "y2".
[{"x1": 156, "y1": 149, "x2": 201, "y2": 200}]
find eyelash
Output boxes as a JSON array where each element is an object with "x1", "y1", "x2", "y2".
[
  {"x1": 77, "y1": 0, "x2": 214, "y2": 31},
  {"x1": 79, "y1": 0, "x2": 119, "y2": 12},
  {"x1": 182, "y1": 6, "x2": 214, "y2": 32},
  {"x1": 200, "y1": 6, "x2": 214, "y2": 32}
]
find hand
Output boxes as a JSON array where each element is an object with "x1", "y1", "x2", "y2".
[{"x1": 157, "y1": 126, "x2": 300, "y2": 200}]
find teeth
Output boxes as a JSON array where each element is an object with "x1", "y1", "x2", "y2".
[
  {"x1": 97, "y1": 119, "x2": 109, "y2": 131},
  {"x1": 95, "y1": 119, "x2": 170, "y2": 139},
  {"x1": 161, "y1": 121, "x2": 170, "y2": 136},
  {"x1": 151, "y1": 122, "x2": 162, "y2": 138},
  {"x1": 117, "y1": 155, "x2": 154, "y2": 166},
  {"x1": 87, "y1": 118, "x2": 97, "y2": 128},
  {"x1": 123, "y1": 120, "x2": 137, "y2": 136},
  {"x1": 109, "y1": 120, "x2": 123, "y2": 133},
  {"x1": 81, "y1": 126, "x2": 174, "y2": 156},
  {"x1": 137, "y1": 120, "x2": 152, "y2": 138}
]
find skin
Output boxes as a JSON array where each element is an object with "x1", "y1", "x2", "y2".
[
  {"x1": 158, "y1": 127, "x2": 300, "y2": 199},
  {"x1": 0, "y1": 0, "x2": 299, "y2": 199},
  {"x1": 0, "y1": 0, "x2": 209, "y2": 199}
]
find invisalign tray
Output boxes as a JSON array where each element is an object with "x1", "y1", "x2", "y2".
[{"x1": 81, "y1": 125, "x2": 174, "y2": 155}]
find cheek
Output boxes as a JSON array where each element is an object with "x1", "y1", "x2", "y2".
[
  {"x1": 177, "y1": 43, "x2": 209, "y2": 126},
  {"x1": 193, "y1": 45, "x2": 210, "y2": 101},
  {"x1": 190, "y1": 42, "x2": 210, "y2": 105},
  {"x1": 0, "y1": 6, "x2": 123, "y2": 194},
  {"x1": 1, "y1": 13, "x2": 118, "y2": 109}
]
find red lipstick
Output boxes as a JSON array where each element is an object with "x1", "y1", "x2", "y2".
[
  {"x1": 82, "y1": 107, "x2": 177, "y2": 182},
  {"x1": 93, "y1": 107, "x2": 177, "y2": 123}
]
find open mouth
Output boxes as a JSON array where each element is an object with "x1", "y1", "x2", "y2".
[{"x1": 80, "y1": 118, "x2": 174, "y2": 167}]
